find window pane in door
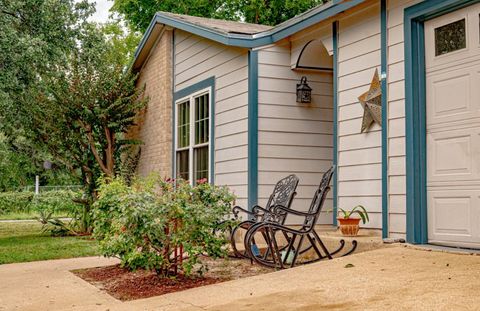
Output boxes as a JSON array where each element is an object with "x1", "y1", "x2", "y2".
[
  {"x1": 177, "y1": 101, "x2": 190, "y2": 148},
  {"x1": 434, "y1": 19, "x2": 466, "y2": 56},
  {"x1": 195, "y1": 94, "x2": 209, "y2": 145},
  {"x1": 176, "y1": 150, "x2": 189, "y2": 180},
  {"x1": 194, "y1": 146, "x2": 209, "y2": 183}
]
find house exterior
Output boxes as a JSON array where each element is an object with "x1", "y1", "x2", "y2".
[{"x1": 131, "y1": 0, "x2": 480, "y2": 249}]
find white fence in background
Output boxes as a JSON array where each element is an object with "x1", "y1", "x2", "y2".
[{"x1": 23, "y1": 185, "x2": 83, "y2": 193}]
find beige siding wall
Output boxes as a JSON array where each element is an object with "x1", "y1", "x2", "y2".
[
  {"x1": 257, "y1": 40, "x2": 334, "y2": 225},
  {"x1": 337, "y1": 2, "x2": 382, "y2": 229},
  {"x1": 130, "y1": 0, "x2": 423, "y2": 234},
  {"x1": 335, "y1": 0, "x2": 420, "y2": 235},
  {"x1": 174, "y1": 30, "x2": 249, "y2": 206},
  {"x1": 130, "y1": 30, "x2": 173, "y2": 178},
  {"x1": 386, "y1": 0, "x2": 421, "y2": 236}
]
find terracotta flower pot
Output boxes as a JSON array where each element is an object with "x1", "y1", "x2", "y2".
[{"x1": 337, "y1": 218, "x2": 361, "y2": 236}]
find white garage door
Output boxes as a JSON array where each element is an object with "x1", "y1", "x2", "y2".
[{"x1": 425, "y1": 3, "x2": 480, "y2": 249}]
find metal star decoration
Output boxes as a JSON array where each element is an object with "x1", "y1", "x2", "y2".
[{"x1": 358, "y1": 69, "x2": 382, "y2": 133}]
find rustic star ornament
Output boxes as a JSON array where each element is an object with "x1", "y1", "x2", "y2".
[{"x1": 358, "y1": 69, "x2": 382, "y2": 133}]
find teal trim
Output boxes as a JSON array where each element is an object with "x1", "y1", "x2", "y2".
[
  {"x1": 248, "y1": 50, "x2": 259, "y2": 213},
  {"x1": 173, "y1": 76, "x2": 215, "y2": 101},
  {"x1": 210, "y1": 86, "x2": 215, "y2": 184},
  {"x1": 269, "y1": 0, "x2": 365, "y2": 43},
  {"x1": 404, "y1": 12, "x2": 427, "y2": 244},
  {"x1": 404, "y1": 0, "x2": 480, "y2": 244},
  {"x1": 380, "y1": 0, "x2": 388, "y2": 239},
  {"x1": 332, "y1": 21, "x2": 339, "y2": 227},
  {"x1": 173, "y1": 76, "x2": 216, "y2": 183},
  {"x1": 138, "y1": 15, "x2": 268, "y2": 51},
  {"x1": 405, "y1": 0, "x2": 479, "y2": 22},
  {"x1": 134, "y1": 1, "x2": 367, "y2": 67}
]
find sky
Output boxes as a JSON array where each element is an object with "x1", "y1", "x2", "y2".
[{"x1": 86, "y1": 0, "x2": 114, "y2": 23}]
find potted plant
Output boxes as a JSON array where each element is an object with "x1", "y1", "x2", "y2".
[{"x1": 337, "y1": 205, "x2": 369, "y2": 236}]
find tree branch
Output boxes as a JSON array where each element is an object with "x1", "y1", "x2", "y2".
[
  {"x1": 104, "y1": 126, "x2": 114, "y2": 174},
  {"x1": 81, "y1": 122, "x2": 110, "y2": 176}
]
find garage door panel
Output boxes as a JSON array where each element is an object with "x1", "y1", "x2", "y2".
[
  {"x1": 428, "y1": 191, "x2": 480, "y2": 246},
  {"x1": 425, "y1": 4, "x2": 480, "y2": 248},
  {"x1": 427, "y1": 130, "x2": 479, "y2": 182},
  {"x1": 430, "y1": 73, "x2": 470, "y2": 117},
  {"x1": 426, "y1": 65, "x2": 480, "y2": 126},
  {"x1": 429, "y1": 195, "x2": 472, "y2": 236}
]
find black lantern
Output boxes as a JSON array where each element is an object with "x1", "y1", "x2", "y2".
[{"x1": 296, "y1": 76, "x2": 312, "y2": 103}]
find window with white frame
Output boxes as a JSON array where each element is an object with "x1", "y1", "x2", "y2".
[{"x1": 175, "y1": 89, "x2": 210, "y2": 184}]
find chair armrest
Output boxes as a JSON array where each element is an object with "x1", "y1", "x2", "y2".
[
  {"x1": 232, "y1": 206, "x2": 252, "y2": 218},
  {"x1": 251, "y1": 205, "x2": 270, "y2": 214},
  {"x1": 272, "y1": 205, "x2": 318, "y2": 217},
  {"x1": 232, "y1": 205, "x2": 270, "y2": 220},
  {"x1": 246, "y1": 221, "x2": 305, "y2": 236}
]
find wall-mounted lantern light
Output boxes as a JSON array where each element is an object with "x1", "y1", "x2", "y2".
[{"x1": 296, "y1": 76, "x2": 312, "y2": 103}]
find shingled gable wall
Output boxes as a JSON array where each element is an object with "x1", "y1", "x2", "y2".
[{"x1": 129, "y1": 29, "x2": 173, "y2": 178}]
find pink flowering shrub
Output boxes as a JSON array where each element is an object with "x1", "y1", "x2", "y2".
[{"x1": 92, "y1": 175, "x2": 236, "y2": 277}]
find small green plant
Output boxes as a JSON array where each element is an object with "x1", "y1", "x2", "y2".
[
  {"x1": 31, "y1": 190, "x2": 89, "y2": 236},
  {"x1": 338, "y1": 205, "x2": 369, "y2": 224}
]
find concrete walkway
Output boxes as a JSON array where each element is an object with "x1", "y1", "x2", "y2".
[{"x1": 1, "y1": 246, "x2": 480, "y2": 311}]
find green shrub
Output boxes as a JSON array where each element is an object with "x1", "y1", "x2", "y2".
[
  {"x1": 93, "y1": 176, "x2": 236, "y2": 277},
  {"x1": 0, "y1": 190, "x2": 81, "y2": 215},
  {"x1": 0, "y1": 192, "x2": 34, "y2": 214},
  {"x1": 30, "y1": 190, "x2": 82, "y2": 215}
]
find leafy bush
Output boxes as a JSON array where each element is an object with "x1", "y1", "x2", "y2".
[
  {"x1": 30, "y1": 190, "x2": 90, "y2": 236},
  {"x1": 31, "y1": 190, "x2": 83, "y2": 214},
  {"x1": 0, "y1": 192, "x2": 34, "y2": 214},
  {"x1": 0, "y1": 190, "x2": 81, "y2": 215},
  {"x1": 93, "y1": 176, "x2": 236, "y2": 277}
]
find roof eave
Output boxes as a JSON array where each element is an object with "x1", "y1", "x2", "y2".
[
  {"x1": 132, "y1": 0, "x2": 367, "y2": 70},
  {"x1": 268, "y1": 0, "x2": 366, "y2": 42}
]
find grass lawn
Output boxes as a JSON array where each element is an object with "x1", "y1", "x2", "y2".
[{"x1": 0, "y1": 222, "x2": 99, "y2": 265}]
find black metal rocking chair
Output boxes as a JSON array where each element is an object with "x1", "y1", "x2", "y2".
[
  {"x1": 244, "y1": 166, "x2": 357, "y2": 269},
  {"x1": 230, "y1": 174, "x2": 300, "y2": 258}
]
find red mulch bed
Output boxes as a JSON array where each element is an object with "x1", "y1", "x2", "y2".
[{"x1": 72, "y1": 257, "x2": 271, "y2": 301}]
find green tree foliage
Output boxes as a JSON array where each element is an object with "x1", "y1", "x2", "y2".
[
  {"x1": 30, "y1": 23, "x2": 147, "y2": 204},
  {"x1": 102, "y1": 21, "x2": 142, "y2": 67},
  {"x1": 112, "y1": 0, "x2": 226, "y2": 32},
  {"x1": 111, "y1": 0, "x2": 325, "y2": 32},
  {"x1": 0, "y1": 0, "x2": 94, "y2": 132},
  {"x1": 0, "y1": 0, "x2": 94, "y2": 190},
  {"x1": 0, "y1": 134, "x2": 39, "y2": 191},
  {"x1": 0, "y1": 133, "x2": 76, "y2": 191},
  {"x1": 22, "y1": 24, "x2": 146, "y2": 233},
  {"x1": 1, "y1": 0, "x2": 147, "y2": 233},
  {"x1": 221, "y1": 0, "x2": 325, "y2": 26}
]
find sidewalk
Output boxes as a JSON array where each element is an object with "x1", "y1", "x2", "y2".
[{"x1": 1, "y1": 246, "x2": 480, "y2": 311}]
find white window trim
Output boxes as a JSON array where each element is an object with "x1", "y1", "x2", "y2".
[{"x1": 174, "y1": 87, "x2": 212, "y2": 185}]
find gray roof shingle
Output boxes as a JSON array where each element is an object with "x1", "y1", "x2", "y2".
[{"x1": 160, "y1": 12, "x2": 273, "y2": 35}]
